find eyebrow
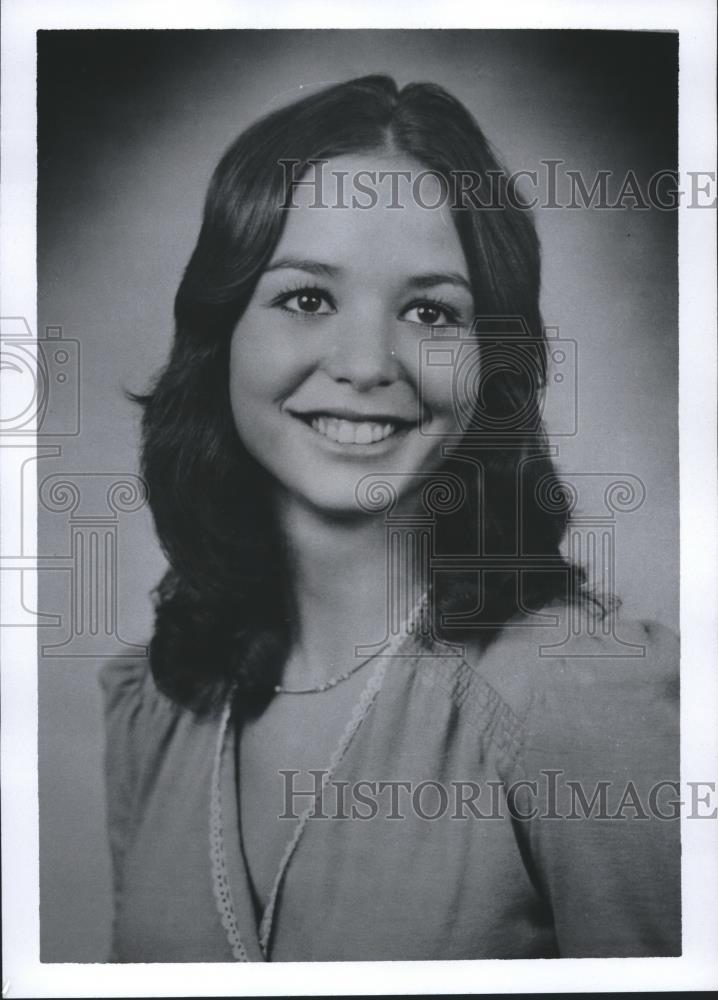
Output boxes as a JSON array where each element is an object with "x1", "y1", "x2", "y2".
[
  {"x1": 409, "y1": 271, "x2": 472, "y2": 294},
  {"x1": 263, "y1": 258, "x2": 472, "y2": 293},
  {"x1": 263, "y1": 257, "x2": 339, "y2": 278}
]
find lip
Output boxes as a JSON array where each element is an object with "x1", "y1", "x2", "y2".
[{"x1": 288, "y1": 407, "x2": 417, "y2": 426}]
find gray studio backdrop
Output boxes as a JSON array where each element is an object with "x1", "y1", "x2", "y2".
[{"x1": 36, "y1": 29, "x2": 678, "y2": 960}]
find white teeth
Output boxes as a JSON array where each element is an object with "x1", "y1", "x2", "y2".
[
  {"x1": 309, "y1": 416, "x2": 401, "y2": 444},
  {"x1": 355, "y1": 423, "x2": 373, "y2": 445},
  {"x1": 337, "y1": 421, "x2": 355, "y2": 444}
]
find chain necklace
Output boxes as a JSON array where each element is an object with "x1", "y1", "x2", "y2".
[{"x1": 273, "y1": 594, "x2": 428, "y2": 695}]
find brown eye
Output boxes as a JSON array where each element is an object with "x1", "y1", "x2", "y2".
[
  {"x1": 297, "y1": 292, "x2": 323, "y2": 313},
  {"x1": 277, "y1": 287, "x2": 335, "y2": 316},
  {"x1": 416, "y1": 304, "x2": 442, "y2": 325},
  {"x1": 402, "y1": 300, "x2": 460, "y2": 327}
]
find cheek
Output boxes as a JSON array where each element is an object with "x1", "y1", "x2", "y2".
[
  {"x1": 418, "y1": 341, "x2": 484, "y2": 429},
  {"x1": 229, "y1": 321, "x2": 284, "y2": 396},
  {"x1": 228, "y1": 329, "x2": 276, "y2": 441},
  {"x1": 417, "y1": 366, "x2": 459, "y2": 422},
  {"x1": 229, "y1": 314, "x2": 312, "y2": 461}
]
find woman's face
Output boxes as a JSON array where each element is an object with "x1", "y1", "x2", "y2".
[{"x1": 229, "y1": 153, "x2": 475, "y2": 517}]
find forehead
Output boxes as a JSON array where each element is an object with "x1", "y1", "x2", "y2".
[{"x1": 275, "y1": 153, "x2": 468, "y2": 277}]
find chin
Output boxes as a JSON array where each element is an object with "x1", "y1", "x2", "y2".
[
  {"x1": 291, "y1": 484, "x2": 385, "y2": 520},
  {"x1": 285, "y1": 467, "x2": 440, "y2": 522}
]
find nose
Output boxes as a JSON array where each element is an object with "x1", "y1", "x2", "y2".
[{"x1": 323, "y1": 313, "x2": 399, "y2": 391}]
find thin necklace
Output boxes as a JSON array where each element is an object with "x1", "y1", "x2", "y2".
[
  {"x1": 273, "y1": 594, "x2": 427, "y2": 695},
  {"x1": 209, "y1": 604, "x2": 422, "y2": 962}
]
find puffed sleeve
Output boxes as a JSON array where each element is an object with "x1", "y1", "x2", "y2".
[
  {"x1": 98, "y1": 658, "x2": 152, "y2": 947},
  {"x1": 511, "y1": 617, "x2": 681, "y2": 957}
]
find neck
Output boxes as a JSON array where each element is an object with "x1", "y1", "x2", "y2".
[{"x1": 275, "y1": 493, "x2": 426, "y2": 687}]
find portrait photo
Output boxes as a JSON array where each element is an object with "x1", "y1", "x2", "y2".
[{"x1": 2, "y1": 3, "x2": 717, "y2": 996}]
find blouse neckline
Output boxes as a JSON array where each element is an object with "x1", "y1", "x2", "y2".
[
  {"x1": 213, "y1": 651, "x2": 394, "y2": 961},
  {"x1": 209, "y1": 609, "x2": 435, "y2": 961},
  {"x1": 212, "y1": 692, "x2": 265, "y2": 961}
]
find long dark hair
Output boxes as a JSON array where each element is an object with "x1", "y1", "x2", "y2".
[{"x1": 137, "y1": 74, "x2": 597, "y2": 715}]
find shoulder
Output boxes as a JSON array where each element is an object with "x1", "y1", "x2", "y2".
[
  {"x1": 99, "y1": 656, "x2": 151, "y2": 715},
  {"x1": 468, "y1": 606, "x2": 682, "y2": 958},
  {"x1": 99, "y1": 656, "x2": 168, "y2": 732},
  {"x1": 99, "y1": 655, "x2": 188, "y2": 779},
  {"x1": 99, "y1": 658, "x2": 152, "y2": 786},
  {"x1": 459, "y1": 601, "x2": 679, "y2": 774},
  {"x1": 99, "y1": 654, "x2": 229, "y2": 779},
  {"x1": 462, "y1": 600, "x2": 678, "y2": 715}
]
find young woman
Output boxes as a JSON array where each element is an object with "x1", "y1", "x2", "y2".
[{"x1": 101, "y1": 75, "x2": 680, "y2": 962}]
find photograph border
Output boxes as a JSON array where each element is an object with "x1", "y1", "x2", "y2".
[{"x1": 2, "y1": 0, "x2": 716, "y2": 995}]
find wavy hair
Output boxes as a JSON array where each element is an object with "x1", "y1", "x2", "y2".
[{"x1": 137, "y1": 75, "x2": 599, "y2": 715}]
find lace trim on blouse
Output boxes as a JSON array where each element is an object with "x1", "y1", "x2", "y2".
[
  {"x1": 207, "y1": 588, "x2": 444, "y2": 962},
  {"x1": 209, "y1": 659, "x2": 388, "y2": 961},
  {"x1": 209, "y1": 692, "x2": 249, "y2": 962}
]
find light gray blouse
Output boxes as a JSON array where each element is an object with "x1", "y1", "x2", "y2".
[{"x1": 100, "y1": 608, "x2": 680, "y2": 962}]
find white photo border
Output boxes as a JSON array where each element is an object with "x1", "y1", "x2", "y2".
[{"x1": 1, "y1": 0, "x2": 716, "y2": 995}]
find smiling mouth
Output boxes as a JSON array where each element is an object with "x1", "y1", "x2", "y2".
[{"x1": 293, "y1": 412, "x2": 415, "y2": 445}]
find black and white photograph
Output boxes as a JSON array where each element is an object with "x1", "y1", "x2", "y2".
[{"x1": 1, "y1": 1, "x2": 716, "y2": 996}]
